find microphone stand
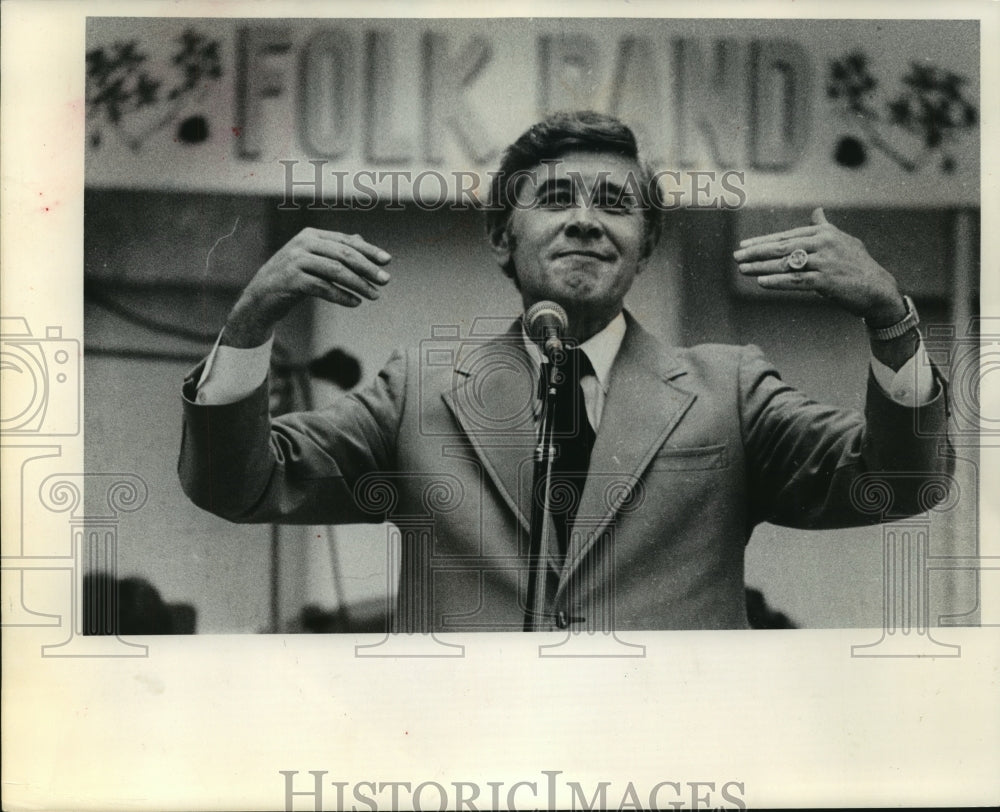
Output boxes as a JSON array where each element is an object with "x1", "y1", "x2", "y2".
[{"x1": 524, "y1": 347, "x2": 561, "y2": 631}]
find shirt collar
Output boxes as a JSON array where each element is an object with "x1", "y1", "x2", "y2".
[{"x1": 520, "y1": 310, "x2": 626, "y2": 394}]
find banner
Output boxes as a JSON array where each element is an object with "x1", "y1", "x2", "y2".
[{"x1": 84, "y1": 17, "x2": 980, "y2": 206}]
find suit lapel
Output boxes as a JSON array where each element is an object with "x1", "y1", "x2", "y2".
[
  {"x1": 440, "y1": 321, "x2": 537, "y2": 533},
  {"x1": 438, "y1": 315, "x2": 697, "y2": 585},
  {"x1": 560, "y1": 314, "x2": 695, "y2": 586}
]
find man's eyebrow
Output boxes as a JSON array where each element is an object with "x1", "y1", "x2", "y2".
[
  {"x1": 597, "y1": 179, "x2": 631, "y2": 196},
  {"x1": 535, "y1": 176, "x2": 633, "y2": 197},
  {"x1": 535, "y1": 177, "x2": 572, "y2": 194}
]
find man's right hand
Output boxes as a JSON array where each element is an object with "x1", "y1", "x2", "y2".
[{"x1": 222, "y1": 228, "x2": 392, "y2": 348}]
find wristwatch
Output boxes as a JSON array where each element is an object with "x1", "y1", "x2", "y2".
[{"x1": 866, "y1": 295, "x2": 919, "y2": 341}]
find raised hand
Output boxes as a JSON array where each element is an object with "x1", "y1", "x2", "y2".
[
  {"x1": 733, "y1": 208, "x2": 906, "y2": 327},
  {"x1": 223, "y1": 228, "x2": 392, "y2": 347}
]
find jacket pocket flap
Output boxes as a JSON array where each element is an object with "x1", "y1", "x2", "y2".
[{"x1": 650, "y1": 443, "x2": 728, "y2": 471}]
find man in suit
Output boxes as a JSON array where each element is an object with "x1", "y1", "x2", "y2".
[{"x1": 179, "y1": 111, "x2": 951, "y2": 632}]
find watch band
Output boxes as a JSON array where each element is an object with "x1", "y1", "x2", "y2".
[{"x1": 866, "y1": 295, "x2": 919, "y2": 341}]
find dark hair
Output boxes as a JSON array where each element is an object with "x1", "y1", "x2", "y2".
[{"x1": 486, "y1": 111, "x2": 663, "y2": 281}]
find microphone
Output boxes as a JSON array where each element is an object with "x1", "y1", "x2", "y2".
[{"x1": 525, "y1": 300, "x2": 568, "y2": 361}]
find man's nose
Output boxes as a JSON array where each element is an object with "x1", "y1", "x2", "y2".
[{"x1": 563, "y1": 203, "x2": 604, "y2": 240}]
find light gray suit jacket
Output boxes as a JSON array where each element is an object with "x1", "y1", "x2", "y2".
[{"x1": 179, "y1": 313, "x2": 952, "y2": 631}]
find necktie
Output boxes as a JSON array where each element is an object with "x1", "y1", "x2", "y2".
[{"x1": 549, "y1": 347, "x2": 596, "y2": 560}]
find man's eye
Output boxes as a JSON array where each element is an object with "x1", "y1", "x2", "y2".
[
  {"x1": 596, "y1": 191, "x2": 637, "y2": 212},
  {"x1": 539, "y1": 189, "x2": 573, "y2": 208}
]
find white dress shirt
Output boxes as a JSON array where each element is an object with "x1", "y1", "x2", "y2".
[
  {"x1": 195, "y1": 312, "x2": 936, "y2": 418},
  {"x1": 519, "y1": 311, "x2": 627, "y2": 431}
]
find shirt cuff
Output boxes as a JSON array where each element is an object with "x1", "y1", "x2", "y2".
[
  {"x1": 195, "y1": 332, "x2": 273, "y2": 405},
  {"x1": 870, "y1": 339, "x2": 935, "y2": 407}
]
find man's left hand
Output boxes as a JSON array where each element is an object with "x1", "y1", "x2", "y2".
[{"x1": 733, "y1": 208, "x2": 906, "y2": 327}]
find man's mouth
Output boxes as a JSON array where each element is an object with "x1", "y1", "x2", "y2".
[{"x1": 553, "y1": 249, "x2": 611, "y2": 261}]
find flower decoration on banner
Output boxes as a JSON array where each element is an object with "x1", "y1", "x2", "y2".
[
  {"x1": 827, "y1": 52, "x2": 977, "y2": 173},
  {"x1": 86, "y1": 28, "x2": 223, "y2": 152}
]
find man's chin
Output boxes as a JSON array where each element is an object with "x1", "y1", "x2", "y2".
[
  {"x1": 555, "y1": 269, "x2": 599, "y2": 296},
  {"x1": 523, "y1": 273, "x2": 602, "y2": 309},
  {"x1": 545, "y1": 287, "x2": 598, "y2": 311}
]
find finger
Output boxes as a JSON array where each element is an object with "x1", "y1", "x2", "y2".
[
  {"x1": 308, "y1": 236, "x2": 392, "y2": 286},
  {"x1": 298, "y1": 275, "x2": 363, "y2": 308},
  {"x1": 299, "y1": 255, "x2": 382, "y2": 301},
  {"x1": 738, "y1": 225, "x2": 819, "y2": 248},
  {"x1": 312, "y1": 230, "x2": 393, "y2": 267},
  {"x1": 755, "y1": 271, "x2": 823, "y2": 290},
  {"x1": 811, "y1": 207, "x2": 828, "y2": 225},
  {"x1": 734, "y1": 236, "x2": 822, "y2": 262},
  {"x1": 738, "y1": 258, "x2": 796, "y2": 276}
]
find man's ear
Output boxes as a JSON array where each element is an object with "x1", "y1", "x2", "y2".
[{"x1": 489, "y1": 225, "x2": 512, "y2": 269}]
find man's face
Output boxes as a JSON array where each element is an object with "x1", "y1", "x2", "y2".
[{"x1": 493, "y1": 151, "x2": 651, "y2": 334}]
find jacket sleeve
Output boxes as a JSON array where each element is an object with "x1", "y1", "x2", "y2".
[
  {"x1": 738, "y1": 344, "x2": 953, "y2": 529},
  {"x1": 178, "y1": 348, "x2": 407, "y2": 525}
]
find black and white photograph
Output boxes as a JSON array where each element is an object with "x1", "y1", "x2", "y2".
[{"x1": 2, "y1": 1, "x2": 998, "y2": 810}]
